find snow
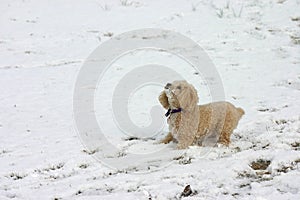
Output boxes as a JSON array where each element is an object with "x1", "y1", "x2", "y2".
[{"x1": 1, "y1": 0, "x2": 300, "y2": 199}]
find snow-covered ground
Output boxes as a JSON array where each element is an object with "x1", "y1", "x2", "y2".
[{"x1": 1, "y1": 0, "x2": 300, "y2": 199}]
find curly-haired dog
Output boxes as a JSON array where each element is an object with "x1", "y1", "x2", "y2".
[{"x1": 159, "y1": 80, "x2": 244, "y2": 149}]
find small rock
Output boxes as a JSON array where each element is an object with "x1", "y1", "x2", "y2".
[
  {"x1": 181, "y1": 185, "x2": 193, "y2": 197},
  {"x1": 291, "y1": 17, "x2": 300, "y2": 21},
  {"x1": 103, "y1": 32, "x2": 113, "y2": 37}
]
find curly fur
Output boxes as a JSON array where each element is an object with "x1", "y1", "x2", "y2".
[{"x1": 159, "y1": 80, "x2": 245, "y2": 149}]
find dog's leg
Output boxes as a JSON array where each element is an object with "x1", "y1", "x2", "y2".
[
  {"x1": 160, "y1": 132, "x2": 173, "y2": 144},
  {"x1": 218, "y1": 124, "x2": 234, "y2": 146},
  {"x1": 218, "y1": 111, "x2": 240, "y2": 146},
  {"x1": 176, "y1": 110, "x2": 199, "y2": 149},
  {"x1": 218, "y1": 132, "x2": 231, "y2": 146},
  {"x1": 176, "y1": 132, "x2": 194, "y2": 149}
]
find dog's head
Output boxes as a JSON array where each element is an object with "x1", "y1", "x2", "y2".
[{"x1": 159, "y1": 80, "x2": 199, "y2": 111}]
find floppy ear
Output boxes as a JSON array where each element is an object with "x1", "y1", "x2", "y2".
[
  {"x1": 158, "y1": 91, "x2": 169, "y2": 109},
  {"x1": 177, "y1": 84, "x2": 198, "y2": 111}
]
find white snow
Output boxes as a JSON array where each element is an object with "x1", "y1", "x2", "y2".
[{"x1": 1, "y1": 0, "x2": 300, "y2": 199}]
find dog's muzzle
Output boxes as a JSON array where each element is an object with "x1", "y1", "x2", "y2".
[{"x1": 164, "y1": 83, "x2": 172, "y2": 89}]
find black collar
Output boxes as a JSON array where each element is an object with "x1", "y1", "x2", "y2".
[{"x1": 165, "y1": 108, "x2": 182, "y2": 117}]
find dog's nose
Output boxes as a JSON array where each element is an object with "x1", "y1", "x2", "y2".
[{"x1": 165, "y1": 83, "x2": 172, "y2": 89}]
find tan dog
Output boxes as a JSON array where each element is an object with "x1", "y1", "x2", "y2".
[{"x1": 159, "y1": 80, "x2": 244, "y2": 149}]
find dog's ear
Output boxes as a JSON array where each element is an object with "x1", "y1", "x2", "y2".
[
  {"x1": 158, "y1": 91, "x2": 169, "y2": 109},
  {"x1": 177, "y1": 84, "x2": 198, "y2": 111}
]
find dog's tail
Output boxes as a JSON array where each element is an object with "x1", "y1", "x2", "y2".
[{"x1": 236, "y1": 107, "x2": 245, "y2": 118}]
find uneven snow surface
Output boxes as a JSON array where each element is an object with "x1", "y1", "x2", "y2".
[{"x1": 1, "y1": 0, "x2": 300, "y2": 199}]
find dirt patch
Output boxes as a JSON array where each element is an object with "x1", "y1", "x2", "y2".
[{"x1": 250, "y1": 159, "x2": 271, "y2": 170}]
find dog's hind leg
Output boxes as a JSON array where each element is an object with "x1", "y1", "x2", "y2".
[
  {"x1": 218, "y1": 132, "x2": 231, "y2": 146},
  {"x1": 218, "y1": 124, "x2": 234, "y2": 146}
]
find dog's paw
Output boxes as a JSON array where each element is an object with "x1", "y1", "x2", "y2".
[
  {"x1": 160, "y1": 134, "x2": 173, "y2": 144},
  {"x1": 160, "y1": 139, "x2": 170, "y2": 144},
  {"x1": 176, "y1": 143, "x2": 189, "y2": 150}
]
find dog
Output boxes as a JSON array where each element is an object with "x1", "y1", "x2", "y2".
[{"x1": 159, "y1": 80, "x2": 244, "y2": 149}]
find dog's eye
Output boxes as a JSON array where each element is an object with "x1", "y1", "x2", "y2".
[{"x1": 176, "y1": 86, "x2": 181, "y2": 89}]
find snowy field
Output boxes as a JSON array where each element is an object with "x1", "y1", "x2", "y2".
[{"x1": 1, "y1": 0, "x2": 300, "y2": 199}]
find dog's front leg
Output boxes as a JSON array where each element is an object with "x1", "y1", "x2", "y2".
[
  {"x1": 176, "y1": 131, "x2": 195, "y2": 149},
  {"x1": 160, "y1": 132, "x2": 173, "y2": 144}
]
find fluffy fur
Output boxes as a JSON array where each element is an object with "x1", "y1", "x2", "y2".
[{"x1": 159, "y1": 80, "x2": 244, "y2": 149}]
